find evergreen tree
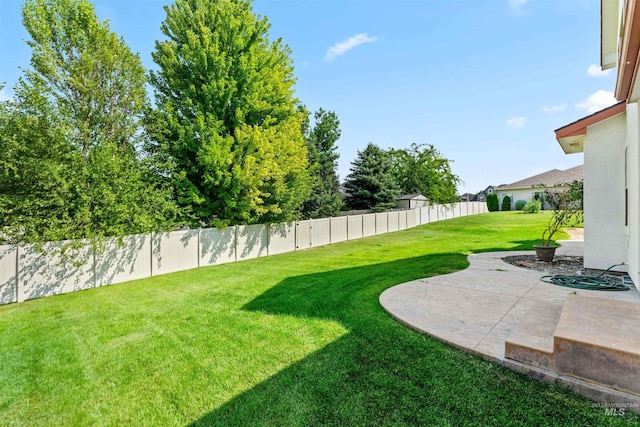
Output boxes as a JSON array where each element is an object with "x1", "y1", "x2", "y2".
[
  {"x1": 0, "y1": 0, "x2": 177, "y2": 244},
  {"x1": 343, "y1": 143, "x2": 399, "y2": 212},
  {"x1": 301, "y1": 107, "x2": 343, "y2": 219},
  {"x1": 389, "y1": 143, "x2": 461, "y2": 204},
  {"x1": 148, "y1": 0, "x2": 311, "y2": 226}
]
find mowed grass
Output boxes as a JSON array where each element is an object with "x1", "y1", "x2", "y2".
[{"x1": 0, "y1": 211, "x2": 637, "y2": 426}]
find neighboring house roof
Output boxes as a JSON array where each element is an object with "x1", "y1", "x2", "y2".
[
  {"x1": 564, "y1": 164, "x2": 583, "y2": 175},
  {"x1": 397, "y1": 194, "x2": 427, "y2": 200},
  {"x1": 472, "y1": 186, "x2": 495, "y2": 196},
  {"x1": 496, "y1": 166, "x2": 583, "y2": 191},
  {"x1": 466, "y1": 187, "x2": 495, "y2": 201}
]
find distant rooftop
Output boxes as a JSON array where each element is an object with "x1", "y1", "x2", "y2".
[
  {"x1": 497, "y1": 166, "x2": 583, "y2": 190},
  {"x1": 397, "y1": 194, "x2": 427, "y2": 200}
]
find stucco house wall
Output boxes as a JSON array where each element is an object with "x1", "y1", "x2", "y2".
[
  {"x1": 507, "y1": 190, "x2": 531, "y2": 209},
  {"x1": 554, "y1": 1, "x2": 640, "y2": 290},
  {"x1": 584, "y1": 113, "x2": 628, "y2": 272},
  {"x1": 496, "y1": 188, "x2": 547, "y2": 210},
  {"x1": 626, "y1": 103, "x2": 640, "y2": 286}
]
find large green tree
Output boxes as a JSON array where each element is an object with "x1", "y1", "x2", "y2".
[
  {"x1": 148, "y1": 0, "x2": 311, "y2": 226},
  {"x1": 0, "y1": 83, "x2": 80, "y2": 243},
  {"x1": 343, "y1": 143, "x2": 399, "y2": 212},
  {"x1": 0, "y1": 0, "x2": 176, "y2": 244},
  {"x1": 301, "y1": 107, "x2": 343, "y2": 219},
  {"x1": 21, "y1": 0, "x2": 149, "y2": 157},
  {"x1": 389, "y1": 143, "x2": 461, "y2": 204}
]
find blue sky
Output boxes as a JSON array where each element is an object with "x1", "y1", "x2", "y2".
[{"x1": 0, "y1": 0, "x2": 616, "y2": 194}]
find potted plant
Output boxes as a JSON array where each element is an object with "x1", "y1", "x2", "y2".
[{"x1": 534, "y1": 182, "x2": 583, "y2": 262}]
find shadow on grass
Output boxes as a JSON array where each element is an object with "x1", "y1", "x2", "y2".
[
  {"x1": 473, "y1": 239, "x2": 544, "y2": 253},
  {"x1": 188, "y1": 246, "x2": 618, "y2": 426}
]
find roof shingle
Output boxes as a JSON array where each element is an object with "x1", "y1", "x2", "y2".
[{"x1": 497, "y1": 166, "x2": 583, "y2": 190}]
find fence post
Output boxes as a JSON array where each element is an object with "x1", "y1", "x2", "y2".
[
  {"x1": 266, "y1": 224, "x2": 270, "y2": 256},
  {"x1": 375, "y1": 213, "x2": 377, "y2": 235},
  {"x1": 92, "y1": 245, "x2": 97, "y2": 288},
  {"x1": 234, "y1": 226, "x2": 238, "y2": 262},
  {"x1": 150, "y1": 232, "x2": 154, "y2": 277},
  {"x1": 346, "y1": 216, "x2": 349, "y2": 240},
  {"x1": 15, "y1": 245, "x2": 19, "y2": 303}
]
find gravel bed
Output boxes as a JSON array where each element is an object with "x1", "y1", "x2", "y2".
[
  {"x1": 502, "y1": 255, "x2": 585, "y2": 276},
  {"x1": 502, "y1": 255, "x2": 630, "y2": 282}
]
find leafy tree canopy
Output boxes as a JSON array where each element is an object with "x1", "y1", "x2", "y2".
[
  {"x1": 389, "y1": 143, "x2": 461, "y2": 204},
  {"x1": 149, "y1": 0, "x2": 311, "y2": 226},
  {"x1": 0, "y1": 0, "x2": 177, "y2": 244},
  {"x1": 21, "y1": 0, "x2": 149, "y2": 156}
]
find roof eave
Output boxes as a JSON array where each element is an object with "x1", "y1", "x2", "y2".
[
  {"x1": 615, "y1": 0, "x2": 640, "y2": 101},
  {"x1": 555, "y1": 101, "x2": 626, "y2": 154},
  {"x1": 601, "y1": 0, "x2": 620, "y2": 70}
]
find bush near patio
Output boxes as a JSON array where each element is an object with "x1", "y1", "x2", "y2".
[{"x1": 0, "y1": 212, "x2": 635, "y2": 426}]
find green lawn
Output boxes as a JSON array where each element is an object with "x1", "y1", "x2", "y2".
[{"x1": 0, "y1": 211, "x2": 636, "y2": 426}]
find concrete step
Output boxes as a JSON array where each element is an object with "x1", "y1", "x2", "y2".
[
  {"x1": 504, "y1": 301, "x2": 562, "y2": 371},
  {"x1": 505, "y1": 294, "x2": 640, "y2": 401},
  {"x1": 553, "y1": 294, "x2": 640, "y2": 396}
]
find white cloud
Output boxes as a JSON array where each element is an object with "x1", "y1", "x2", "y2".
[
  {"x1": 575, "y1": 90, "x2": 617, "y2": 114},
  {"x1": 0, "y1": 88, "x2": 12, "y2": 102},
  {"x1": 542, "y1": 103, "x2": 567, "y2": 113},
  {"x1": 506, "y1": 117, "x2": 526, "y2": 128},
  {"x1": 325, "y1": 33, "x2": 379, "y2": 62},
  {"x1": 587, "y1": 64, "x2": 611, "y2": 77},
  {"x1": 509, "y1": 0, "x2": 528, "y2": 12}
]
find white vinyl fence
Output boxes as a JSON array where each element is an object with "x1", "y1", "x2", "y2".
[{"x1": 0, "y1": 202, "x2": 488, "y2": 305}]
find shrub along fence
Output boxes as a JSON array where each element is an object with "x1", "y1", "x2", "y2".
[{"x1": 0, "y1": 202, "x2": 487, "y2": 305}]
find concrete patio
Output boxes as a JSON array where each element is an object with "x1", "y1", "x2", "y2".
[{"x1": 379, "y1": 241, "x2": 640, "y2": 408}]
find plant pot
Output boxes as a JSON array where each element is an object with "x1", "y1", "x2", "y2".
[{"x1": 534, "y1": 245, "x2": 557, "y2": 262}]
